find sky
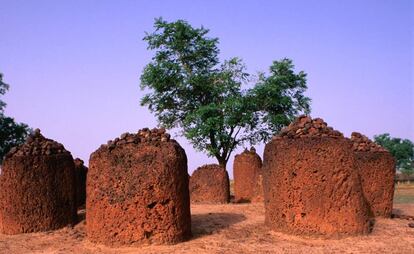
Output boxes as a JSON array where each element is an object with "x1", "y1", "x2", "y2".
[{"x1": 0, "y1": 0, "x2": 413, "y2": 177}]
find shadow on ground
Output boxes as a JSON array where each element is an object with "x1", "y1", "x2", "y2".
[{"x1": 191, "y1": 212, "x2": 246, "y2": 239}]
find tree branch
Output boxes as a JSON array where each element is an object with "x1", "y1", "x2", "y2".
[
  {"x1": 209, "y1": 130, "x2": 220, "y2": 159},
  {"x1": 225, "y1": 126, "x2": 242, "y2": 162}
]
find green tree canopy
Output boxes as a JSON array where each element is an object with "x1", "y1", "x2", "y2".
[
  {"x1": 374, "y1": 133, "x2": 414, "y2": 176},
  {"x1": 140, "y1": 18, "x2": 311, "y2": 168},
  {"x1": 0, "y1": 116, "x2": 30, "y2": 161},
  {"x1": 0, "y1": 73, "x2": 31, "y2": 163}
]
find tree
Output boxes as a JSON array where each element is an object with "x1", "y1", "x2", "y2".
[
  {"x1": 0, "y1": 73, "x2": 31, "y2": 163},
  {"x1": 0, "y1": 116, "x2": 30, "y2": 161},
  {"x1": 140, "y1": 18, "x2": 311, "y2": 168},
  {"x1": 374, "y1": 133, "x2": 414, "y2": 176},
  {"x1": 0, "y1": 73, "x2": 10, "y2": 113}
]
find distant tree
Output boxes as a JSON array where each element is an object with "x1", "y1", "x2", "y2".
[
  {"x1": 374, "y1": 133, "x2": 414, "y2": 176},
  {"x1": 140, "y1": 18, "x2": 311, "y2": 168},
  {"x1": 0, "y1": 73, "x2": 31, "y2": 163},
  {"x1": 0, "y1": 73, "x2": 10, "y2": 113},
  {"x1": 399, "y1": 159, "x2": 414, "y2": 179},
  {"x1": 0, "y1": 116, "x2": 30, "y2": 162}
]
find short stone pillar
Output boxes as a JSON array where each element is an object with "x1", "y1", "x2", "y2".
[
  {"x1": 351, "y1": 132, "x2": 396, "y2": 217},
  {"x1": 252, "y1": 167, "x2": 264, "y2": 203},
  {"x1": 74, "y1": 158, "x2": 88, "y2": 208},
  {"x1": 0, "y1": 129, "x2": 77, "y2": 234},
  {"x1": 86, "y1": 128, "x2": 191, "y2": 246},
  {"x1": 189, "y1": 164, "x2": 230, "y2": 204},
  {"x1": 233, "y1": 147, "x2": 262, "y2": 203},
  {"x1": 263, "y1": 116, "x2": 370, "y2": 236}
]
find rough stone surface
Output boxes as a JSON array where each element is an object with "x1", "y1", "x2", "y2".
[
  {"x1": 263, "y1": 117, "x2": 370, "y2": 237},
  {"x1": 86, "y1": 128, "x2": 191, "y2": 246},
  {"x1": 252, "y1": 167, "x2": 264, "y2": 203},
  {"x1": 275, "y1": 115, "x2": 344, "y2": 140},
  {"x1": 351, "y1": 132, "x2": 396, "y2": 217},
  {"x1": 0, "y1": 129, "x2": 77, "y2": 234},
  {"x1": 190, "y1": 164, "x2": 230, "y2": 204},
  {"x1": 74, "y1": 158, "x2": 88, "y2": 208},
  {"x1": 350, "y1": 132, "x2": 388, "y2": 152},
  {"x1": 234, "y1": 147, "x2": 263, "y2": 203}
]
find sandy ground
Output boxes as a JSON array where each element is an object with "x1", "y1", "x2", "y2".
[{"x1": 0, "y1": 202, "x2": 413, "y2": 254}]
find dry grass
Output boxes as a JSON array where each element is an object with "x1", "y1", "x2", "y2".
[{"x1": 394, "y1": 183, "x2": 414, "y2": 204}]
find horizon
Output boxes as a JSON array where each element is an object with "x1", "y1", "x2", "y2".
[{"x1": 0, "y1": 0, "x2": 413, "y2": 177}]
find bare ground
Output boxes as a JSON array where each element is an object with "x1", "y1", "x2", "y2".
[{"x1": 0, "y1": 201, "x2": 413, "y2": 254}]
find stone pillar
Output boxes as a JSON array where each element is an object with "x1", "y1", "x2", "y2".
[
  {"x1": 74, "y1": 158, "x2": 88, "y2": 208},
  {"x1": 351, "y1": 132, "x2": 396, "y2": 217},
  {"x1": 233, "y1": 147, "x2": 262, "y2": 203},
  {"x1": 190, "y1": 164, "x2": 230, "y2": 204},
  {"x1": 263, "y1": 116, "x2": 370, "y2": 237},
  {"x1": 86, "y1": 128, "x2": 191, "y2": 246},
  {"x1": 0, "y1": 129, "x2": 77, "y2": 234}
]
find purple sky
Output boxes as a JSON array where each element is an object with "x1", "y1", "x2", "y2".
[{"x1": 1, "y1": 0, "x2": 413, "y2": 177}]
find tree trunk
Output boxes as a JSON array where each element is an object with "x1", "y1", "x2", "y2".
[{"x1": 217, "y1": 157, "x2": 227, "y2": 170}]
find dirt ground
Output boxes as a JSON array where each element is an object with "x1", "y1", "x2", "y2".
[{"x1": 1, "y1": 185, "x2": 413, "y2": 254}]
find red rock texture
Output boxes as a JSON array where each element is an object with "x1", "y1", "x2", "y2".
[
  {"x1": 251, "y1": 167, "x2": 264, "y2": 203},
  {"x1": 351, "y1": 132, "x2": 396, "y2": 217},
  {"x1": 233, "y1": 147, "x2": 263, "y2": 203},
  {"x1": 350, "y1": 132, "x2": 388, "y2": 152},
  {"x1": 190, "y1": 164, "x2": 230, "y2": 204},
  {"x1": 263, "y1": 117, "x2": 371, "y2": 237},
  {"x1": 74, "y1": 158, "x2": 88, "y2": 208},
  {"x1": 86, "y1": 128, "x2": 191, "y2": 246},
  {"x1": 0, "y1": 129, "x2": 77, "y2": 234},
  {"x1": 276, "y1": 115, "x2": 344, "y2": 139}
]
